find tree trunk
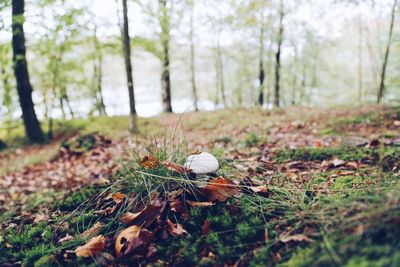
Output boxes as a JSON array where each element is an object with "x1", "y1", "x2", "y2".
[
  {"x1": 290, "y1": 41, "x2": 298, "y2": 105},
  {"x1": 358, "y1": 16, "x2": 363, "y2": 102},
  {"x1": 274, "y1": 0, "x2": 284, "y2": 108},
  {"x1": 122, "y1": 0, "x2": 138, "y2": 132},
  {"x1": 258, "y1": 11, "x2": 265, "y2": 106},
  {"x1": 12, "y1": 0, "x2": 45, "y2": 143},
  {"x1": 97, "y1": 58, "x2": 107, "y2": 116},
  {"x1": 159, "y1": 0, "x2": 172, "y2": 112},
  {"x1": 216, "y1": 32, "x2": 226, "y2": 107},
  {"x1": 214, "y1": 56, "x2": 219, "y2": 109},
  {"x1": 189, "y1": 2, "x2": 198, "y2": 112},
  {"x1": 93, "y1": 27, "x2": 107, "y2": 116},
  {"x1": 377, "y1": 0, "x2": 397, "y2": 103}
]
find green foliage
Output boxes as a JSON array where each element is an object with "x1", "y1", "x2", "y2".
[
  {"x1": 244, "y1": 132, "x2": 261, "y2": 147},
  {"x1": 276, "y1": 146, "x2": 400, "y2": 172},
  {"x1": 54, "y1": 186, "x2": 99, "y2": 211}
]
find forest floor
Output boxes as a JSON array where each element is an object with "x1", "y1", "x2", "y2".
[{"x1": 0, "y1": 105, "x2": 399, "y2": 267}]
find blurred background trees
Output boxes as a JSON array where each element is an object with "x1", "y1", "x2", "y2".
[{"x1": 0, "y1": 0, "x2": 399, "y2": 142}]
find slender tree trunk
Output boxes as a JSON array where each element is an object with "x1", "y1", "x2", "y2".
[
  {"x1": 291, "y1": 41, "x2": 298, "y2": 105},
  {"x1": 189, "y1": 2, "x2": 198, "y2": 112},
  {"x1": 299, "y1": 61, "x2": 307, "y2": 104},
  {"x1": 258, "y1": 11, "x2": 265, "y2": 106},
  {"x1": 121, "y1": 0, "x2": 138, "y2": 132},
  {"x1": 365, "y1": 26, "x2": 380, "y2": 92},
  {"x1": 97, "y1": 58, "x2": 107, "y2": 115},
  {"x1": 159, "y1": 0, "x2": 172, "y2": 112},
  {"x1": 93, "y1": 27, "x2": 107, "y2": 116},
  {"x1": 62, "y1": 90, "x2": 74, "y2": 119},
  {"x1": 377, "y1": 0, "x2": 397, "y2": 103},
  {"x1": 358, "y1": 16, "x2": 363, "y2": 102},
  {"x1": 216, "y1": 28, "x2": 226, "y2": 107},
  {"x1": 12, "y1": 0, "x2": 45, "y2": 143},
  {"x1": 274, "y1": 0, "x2": 284, "y2": 108},
  {"x1": 214, "y1": 55, "x2": 219, "y2": 109},
  {"x1": 217, "y1": 48, "x2": 226, "y2": 107}
]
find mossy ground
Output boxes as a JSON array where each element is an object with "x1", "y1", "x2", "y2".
[{"x1": 1, "y1": 105, "x2": 399, "y2": 266}]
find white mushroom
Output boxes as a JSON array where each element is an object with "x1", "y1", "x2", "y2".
[{"x1": 184, "y1": 152, "x2": 219, "y2": 174}]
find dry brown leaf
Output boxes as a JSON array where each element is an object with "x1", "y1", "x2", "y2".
[
  {"x1": 190, "y1": 150, "x2": 202, "y2": 155},
  {"x1": 202, "y1": 220, "x2": 211, "y2": 236},
  {"x1": 250, "y1": 185, "x2": 268, "y2": 193},
  {"x1": 163, "y1": 160, "x2": 192, "y2": 174},
  {"x1": 279, "y1": 233, "x2": 314, "y2": 243},
  {"x1": 167, "y1": 219, "x2": 187, "y2": 236},
  {"x1": 33, "y1": 214, "x2": 48, "y2": 224},
  {"x1": 120, "y1": 212, "x2": 141, "y2": 225},
  {"x1": 203, "y1": 176, "x2": 239, "y2": 202},
  {"x1": 80, "y1": 222, "x2": 104, "y2": 239},
  {"x1": 58, "y1": 234, "x2": 73, "y2": 244},
  {"x1": 115, "y1": 225, "x2": 141, "y2": 257},
  {"x1": 75, "y1": 235, "x2": 106, "y2": 257},
  {"x1": 346, "y1": 162, "x2": 359, "y2": 170},
  {"x1": 332, "y1": 158, "x2": 346, "y2": 167},
  {"x1": 264, "y1": 228, "x2": 269, "y2": 244},
  {"x1": 186, "y1": 200, "x2": 215, "y2": 207},
  {"x1": 119, "y1": 199, "x2": 167, "y2": 227},
  {"x1": 170, "y1": 198, "x2": 186, "y2": 213},
  {"x1": 111, "y1": 192, "x2": 126, "y2": 204},
  {"x1": 139, "y1": 155, "x2": 160, "y2": 169}
]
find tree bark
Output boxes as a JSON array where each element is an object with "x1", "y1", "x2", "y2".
[
  {"x1": 274, "y1": 0, "x2": 284, "y2": 108},
  {"x1": 93, "y1": 27, "x2": 107, "y2": 116},
  {"x1": 121, "y1": 0, "x2": 138, "y2": 132},
  {"x1": 358, "y1": 16, "x2": 363, "y2": 102},
  {"x1": 214, "y1": 56, "x2": 219, "y2": 109},
  {"x1": 189, "y1": 1, "x2": 198, "y2": 112},
  {"x1": 377, "y1": 0, "x2": 397, "y2": 103},
  {"x1": 12, "y1": 0, "x2": 45, "y2": 143},
  {"x1": 258, "y1": 11, "x2": 265, "y2": 106},
  {"x1": 216, "y1": 26, "x2": 226, "y2": 107},
  {"x1": 159, "y1": 0, "x2": 172, "y2": 112}
]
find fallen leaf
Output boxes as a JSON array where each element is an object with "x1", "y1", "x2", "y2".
[
  {"x1": 163, "y1": 160, "x2": 192, "y2": 174},
  {"x1": 346, "y1": 162, "x2": 359, "y2": 170},
  {"x1": 202, "y1": 220, "x2": 211, "y2": 236},
  {"x1": 250, "y1": 185, "x2": 268, "y2": 194},
  {"x1": 80, "y1": 222, "x2": 104, "y2": 239},
  {"x1": 58, "y1": 234, "x2": 73, "y2": 244},
  {"x1": 314, "y1": 140, "x2": 323, "y2": 148},
  {"x1": 279, "y1": 233, "x2": 314, "y2": 243},
  {"x1": 75, "y1": 235, "x2": 106, "y2": 257},
  {"x1": 140, "y1": 155, "x2": 160, "y2": 169},
  {"x1": 115, "y1": 226, "x2": 154, "y2": 258},
  {"x1": 170, "y1": 198, "x2": 186, "y2": 213},
  {"x1": 33, "y1": 214, "x2": 48, "y2": 224},
  {"x1": 186, "y1": 200, "x2": 215, "y2": 207},
  {"x1": 167, "y1": 219, "x2": 187, "y2": 236},
  {"x1": 190, "y1": 150, "x2": 202, "y2": 155},
  {"x1": 119, "y1": 199, "x2": 167, "y2": 227},
  {"x1": 120, "y1": 211, "x2": 142, "y2": 225},
  {"x1": 203, "y1": 176, "x2": 239, "y2": 202},
  {"x1": 264, "y1": 228, "x2": 269, "y2": 244},
  {"x1": 111, "y1": 192, "x2": 126, "y2": 204},
  {"x1": 369, "y1": 139, "x2": 380, "y2": 147},
  {"x1": 332, "y1": 158, "x2": 346, "y2": 167},
  {"x1": 115, "y1": 225, "x2": 141, "y2": 257}
]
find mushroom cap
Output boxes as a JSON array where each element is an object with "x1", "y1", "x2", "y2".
[{"x1": 184, "y1": 152, "x2": 219, "y2": 174}]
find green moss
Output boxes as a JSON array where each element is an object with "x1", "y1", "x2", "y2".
[
  {"x1": 244, "y1": 132, "x2": 261, "y2": 147},
  {"x1": 275, "y1": 147, "x2": 400, "y2": 170},
  {"x1": 213, "y1": 136, "x2": 232, "y2": 146},
  {"x1": 34, "y1": 255, "x2": 57, "y2": 267},
  {"x1": 54, "y1": 186, "x2": 99, "y2": 211}
]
